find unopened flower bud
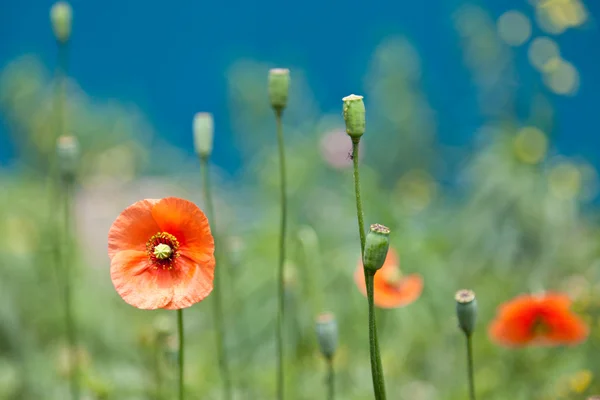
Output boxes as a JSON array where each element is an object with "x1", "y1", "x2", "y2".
[
  {"x1": 268, "y1": 68, "x2": 290, "y2": 112},
  {"x1": 363, "y1": 224, "x2": 390, "y2": 272},
  {"x1": 315, "y1": 312, "x2": 338, "y2": 360},
  {"x1": 50, "y1": 2, "x2": 73, "y2": 43},
  {"x1": 193, "y1": 112, "x2": 214, "y2": 158},
  {"x1": 342, "y1": 94, "x2": 365, "y2": 140},
  {"x1": 455, "y1": 289, "x2": 477, "y2": 337},
  {"x1": 56, "y1": 135, "x2": 79, "y2": 182}
]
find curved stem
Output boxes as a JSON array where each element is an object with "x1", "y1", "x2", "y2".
[
  {"x1": 63, "y1": 180, "x2": 79, "y2": 400},
  {"x1": 177, "y1": 309, "x2": 184, "y2": 400},
  {"x1": 275, "y1": 110, "x2": 287, "y2": 400},
  {"x1": 327, "y1": 358, "x2": 335, "y2": 400},
  {"x1": 365, "y1": 272, "x2": 386, "y2": 400},
  {"x1": 200, "y1": 156, "x2": 232, "y2": 400},
  {"x1": 351, "y1": 138, "x2": 386, "y2": 400},
  {"x1": 466, "y1": 335, "x2": 476, "y2": 400}
]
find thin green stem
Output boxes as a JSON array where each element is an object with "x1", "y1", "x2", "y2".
[
  {"x1": 62, "y1": 180, "x2": 79, "y2": 400},
  {"x1": 365, "y1": 272, "x2": 386, "y2": 400},
  {"x1": 351, "y1": 139, "x2": 366, "y2": 255},
  {"x1": 275, "y1": 109, "x2": 287, "y2": 400},
  {"x1": 177, "y1": 309, "x2": 184, "y2": 400},
  {"x1": 327, "y1": 357, "x2": 335, "y2": 400},
  {"x1": 351, "y1": 139, "x2": 386, "y2": 400},
  {"x1": 466, "y1": 335, "x2": 476, "y2": 400},
  {"x1": 200, "y1": 156, "x2": 232, "y2": 400}
]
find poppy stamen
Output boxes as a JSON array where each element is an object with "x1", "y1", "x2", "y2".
[{"x1": 146, "y1": 232, "x2": 180, "y2": 270}]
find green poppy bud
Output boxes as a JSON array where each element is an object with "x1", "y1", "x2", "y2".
[
  {"x1": 50, "y1": 2, "x2": 73, "y2": 43},
  {"x1": 455, "y1": 289, "x2": 477, "y2": 337},
  {"x1": 268, "y1": 68, "x2": 290, "y2": 113},
  {"x1": 56, "y1": 135, "x2": 79, "y2": 183},
  {"x1": 315, "y1": 312, "x2": 338, "y2": 360},
  {"x1": 193, "y1": 112, "x2": 214, "y2": 158},
  {"x1": 363, "y1": 224, "x2": 390, "y2": 272},
  {"x1": 342, "y1": 94, "x2": 365, "y2": 140}
]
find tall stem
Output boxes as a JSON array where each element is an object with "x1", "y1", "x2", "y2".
[
  {"x1": 62, "y1": 180, "x2": 79, "y2": 400},
  {"x1": 327, "y1": 357, "x2": 335, "y2": 400},
  {"x1": 466, "y1": 335, "x2": 476, "y2": 400},
  {"x1": 351, "y1": 139, "x2": 366, "y2": 255},
  {"x1": 351, "y1": 139, "x2": 386, "y2": 400},
  {"x1": 365, "y1": 272, "x2": 386, "y2": 400},
  {"x1": 275, "y1": 110, "x2": 287, "y2": 400},
  {"x1": 177, "y1": 309, "x2": 184, "y2": 400},
  {"x1": 200, "y1": 156, "x2": 232, "y2": 399}
]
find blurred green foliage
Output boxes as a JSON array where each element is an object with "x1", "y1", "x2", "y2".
[{"x1": 1, "y1": 2, "x2": 600, "y2": 399}]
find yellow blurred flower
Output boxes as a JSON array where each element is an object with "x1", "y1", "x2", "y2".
[
  {"x1": 535, "y1": 0, "x2": 587, "y2": 34},
  {"x1": 513, "y1": 127, "x2": 548, "y2": 164},
  {"x1": 569, "y1": 369, "x2": 593, "y2": 393}
]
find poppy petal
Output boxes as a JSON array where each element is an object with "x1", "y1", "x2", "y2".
[
  {"x1": 162, "y1": 255, "x2": 215, "y2": 310},
  {"x1": 108, "y1": 199, "x2": 160, "y2": 260},
  {"x1": 151, "y1": 197, "x2": 215, "y2": 265},
  {"x1": 375, "y1": 274, "x2": 423, "y2": 309},
  {"x1": 110, "y1": 250, "x2": 173, "y2": 310}
]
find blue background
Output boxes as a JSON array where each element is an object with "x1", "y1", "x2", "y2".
[{"x1": 1, "y1": 0, "x2": 599, "y2": 173}]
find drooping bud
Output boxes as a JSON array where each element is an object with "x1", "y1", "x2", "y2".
[
  {"x1": 56, "y1": 135, "x2": 79, "y2": 183},
  {"x1": 342, "y1": 94, "x2": 365, "y2": 140},
  {"x1": 315, "y1": 312, "x2": 338, "y2": 360},
  {"x1": 455, "y1": 289, "x2": 478, "y2": 337},
  {"x1": 193, "y1": 112, "x2": 214, "y2": 158},
  {"x1": 363, "y1": 224, "x2": 390, "y2": 272},
  {"x1": 50, "y1": 2, "x2": 73, "y2": 43},
  {"x1": 268, "y1": 68, "x2": 290, "y2": 112}
]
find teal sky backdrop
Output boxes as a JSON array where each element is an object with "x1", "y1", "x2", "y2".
[{"x1": 1, "y1": 0, "x2": 599, "y2": 173}]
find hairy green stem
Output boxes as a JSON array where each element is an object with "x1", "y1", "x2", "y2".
[
  {"x1": 200, "y1": 156, "x2": 232, "y2": 400},
  {"x1": 351, "y1": 140, "x2": 366, "y2": 255},
  {"x1": 365, "y1": 272, "x2": 386, "y2": 399},
  {"x1": 466, "y1": 335, "x2": 476, "y2": 400},
  {"x1": 62, "y1": 180, "x2": 79, "y2": 400},
  {"x1": 327, "y1": 357, "x2": 335, "y2": 400},
  {"x1": 177, "y1": 309, "x2": 184, "y2": 400},
  {"x1": 275, "y1": 110, "x2": 287, "y2": 400},
  {"x1": 351, "y1": 139, "x2": 386, "y2": 400}
]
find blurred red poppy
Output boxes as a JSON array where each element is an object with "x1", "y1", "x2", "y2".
[
  {"x1": 354, "y1": 248, "x2": 423, "y2": 309},
  {"x1": 489, "y1": 293, "x2": 588, "y2": 347}
]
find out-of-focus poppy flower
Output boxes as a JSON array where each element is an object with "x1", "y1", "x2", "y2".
[
  {"x1": 489, "y1": 293, "x2": 588, "y2": 347},
  {"x1": 108, "y1": 197, "x2": 215, "y2": 310},
  {"x1": 354, "y1": 248, "x2": 423, "y2": 308}
]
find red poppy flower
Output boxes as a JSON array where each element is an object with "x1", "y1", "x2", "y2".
[
  {"x1": 489, "y1": 293, "x2": 589, "y2": 347},
  {"x1": 354, "y1": 248, "x2": 423, "y2": 309},
  {"x1": 108, "y1": 197, "x2": 215, "y2": 310}
]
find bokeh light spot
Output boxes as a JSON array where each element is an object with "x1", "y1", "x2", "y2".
[
  {"x1": 549, "y1": 162, "x2": 582, "y2": 199},
  {"x1": 513, "y1": 127, "x2": 548, "y2": 164},
  {"x1": 543, "y1": 58, "x2": 580, "y2": 95},
  {"x1": 528, "y1": 37, "x2": 560, "y2": 71},
  {"x1": 497, "y1": 10, "x2": 532, "y2": 46}
]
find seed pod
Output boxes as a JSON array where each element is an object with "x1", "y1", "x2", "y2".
[
  {"x1": 315, "y1": 312, "x2": 338, "y2": 360},
  {"x1": 268, "y1": 68, "x2": 290, "y2": 112},
  {"x1": 363, "y1": 224, "x2": 390, "y2": 272},
  {"x1": 193, "y1": 112, "x2": 214, "y2": 158},
  {"x1": 50, "y1": 2, "x2": 73, "y2": 43},
  {"x1": 56, "y1": 135, "x2": 79, "y2": 183},
  {"x1": 342, "y1": 94, "x2": 365, "y2": 140},
  {"x1": 455, "y1": 289, "x2": 477, "y2": 337}
]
